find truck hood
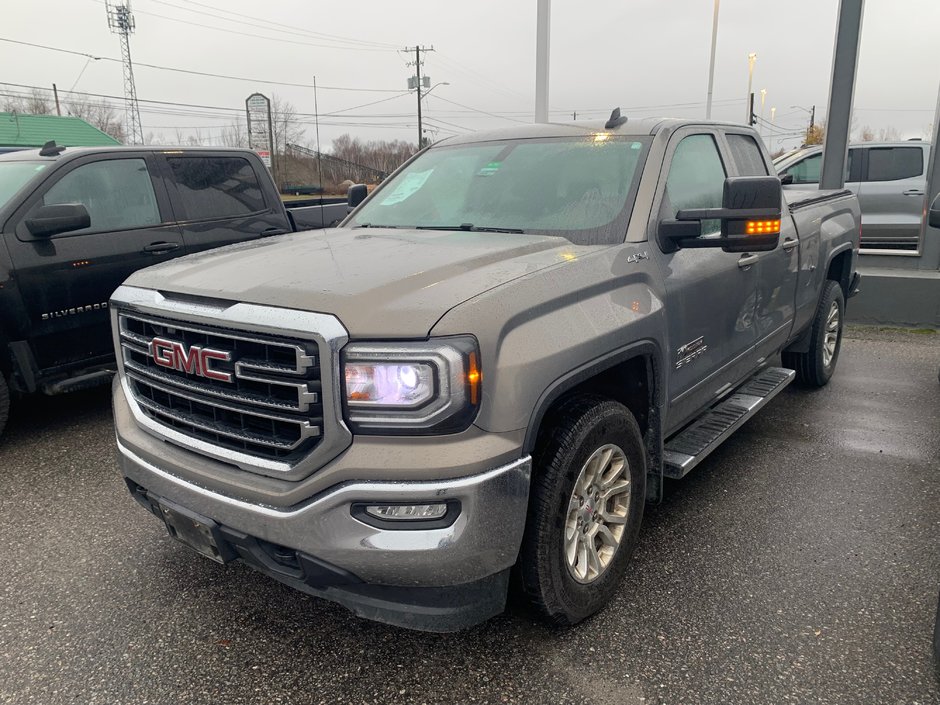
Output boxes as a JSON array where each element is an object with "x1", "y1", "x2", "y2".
[{"x1": 124, "y1": 227, "x2": 586, "y2": 336}]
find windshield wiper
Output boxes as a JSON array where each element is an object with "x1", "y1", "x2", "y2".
[
  {"x1": 352, "y1": 223, "x2": 405, "y2": 229},
  {"x1": 414, "y1": 223, "x2": 526, "y2": 234}
]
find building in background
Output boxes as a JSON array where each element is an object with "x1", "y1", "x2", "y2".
[{"x1": 0, "y1": 112, "x2": 121, "y2": 152}]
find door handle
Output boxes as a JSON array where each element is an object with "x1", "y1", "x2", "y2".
[
  {"x1": 782, "y1": 238, "x2": 799, "y2": 251},
  {"x1": 261, "y1": 227, "x2": 288, "y2": 236},
  {"x1": 902, "y1": 189, "x2": 924, "y2": 196},
  {"x1": 737, "y1": 254, "x2": 759, "y2": 269},
  {"x1": 143, "y1": 242, "x2": 181, "y2": 255}
]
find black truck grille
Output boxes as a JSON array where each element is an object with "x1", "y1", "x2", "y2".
[{"x1": 118, "y1": 312, "x2": 324, "y2": 463}]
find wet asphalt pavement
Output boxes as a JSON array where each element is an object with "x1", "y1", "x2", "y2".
[{"x1": 1, "y1": 326, "x2": 938, "y2": 705}]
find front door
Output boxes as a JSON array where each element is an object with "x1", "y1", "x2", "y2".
[
  {"x1": 652, "y1": 131, "x2": 760, "y2": 433},
  {"x1": 5, "y1": 154, "x2": 182, "y2": 372},
  {"x1": 723, "y1": 131, "x2": 799, "y2": 360}
]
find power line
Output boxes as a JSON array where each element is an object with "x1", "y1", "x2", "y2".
[
  {"x1": 431, "y1": 95, "x2": 528, "y2": 124},
  {"x1": 91, "y1": 0, "x2": 396, "y2": 54},
  {"x1": 0, "y1": 37, "x2": 404, "y2": 92},
  {"x1": 143, "y1": 0, "x2": 400, "y2": 50}
]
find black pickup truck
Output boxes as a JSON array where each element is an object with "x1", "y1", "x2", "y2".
[{"x1": 0, "y1": 144, "x2": 353, "y2": 438}]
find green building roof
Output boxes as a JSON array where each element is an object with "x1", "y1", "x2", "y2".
[{"x1": 0, "y1": 112, "x2": 122, "y2": 147}]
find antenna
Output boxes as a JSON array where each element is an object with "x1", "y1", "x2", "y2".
[{"x1": 106, "y1": 1, "x2": 144, "y2": 144}]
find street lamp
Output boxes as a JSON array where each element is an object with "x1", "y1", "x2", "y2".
[
  {"x1": 770, "y1": 106, "x2": 777, "y2": 152},
  {"x1": 745, "y1": 52, "x2": 757, "y2": 123},
  {"x1": 420, "y1": 82, "x2": 450, "y2": 147},
  {"x1": 791, "y1": 104, "x2": 816, "y2": 132},
  {"x1": 759, "y1": 88, "x2": 767, "y2": 136}
]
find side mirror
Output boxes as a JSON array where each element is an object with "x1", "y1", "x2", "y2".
[
  {"x1": 659, "y1": 176, "x2": 782, "y2": 254},
  {"x1": 347, "y1": 184, "x2": 368, "y2": 211},
  {"x1": 25, "y1": 203, "x2": 91, "y2": 237},
  {"x1": 779, "y1": 173, "x2": 794, "y2": 186},
  {"x1": 929, "y1": 193, "x2": 940, "y2": 229}
]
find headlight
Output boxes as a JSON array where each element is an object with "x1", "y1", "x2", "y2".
[{"x1": 341, "y1": 337, "x2": 481, "y2": 434}]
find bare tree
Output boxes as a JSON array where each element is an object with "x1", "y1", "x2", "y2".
[
  {"x1": 220, "y1": 120, "x2": 248, "y2": 148},
  {"x1": 858, "y1": 125, "x2": 876, "y2": 142},
  {"x1": 66, "y1": 95, "x2": 126, "y2": 142},
  {"x1": 877, "y1": 126, "x2": 901, "y2": 142},
  {"x1": 2, "y1": 88, "x2": 53, "y2": 115}
]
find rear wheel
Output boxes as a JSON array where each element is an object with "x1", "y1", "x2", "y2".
[
  {"x1": 783, "y1": 280, "x2": 845, "y2": 387},
  {"x1": 0, "y1": 373, "x2": 9, "y2": 440},
  {"x1": 519, "y1": 394, "x2": 646, "y2": 626}
]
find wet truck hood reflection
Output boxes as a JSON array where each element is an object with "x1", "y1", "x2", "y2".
[{"x1": 123, "y1": 227, "x2": 586, "y2": 336}]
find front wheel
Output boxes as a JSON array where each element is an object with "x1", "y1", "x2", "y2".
[
  {"x1": 783, "y1": 280, "x2": 845, "y2": 387},
  {"x1": 519, "y1": 394, "x2": 646, "y2": 626}
]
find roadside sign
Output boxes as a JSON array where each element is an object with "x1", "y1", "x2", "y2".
[{"x1": 245, "y1": 93, "x2": 273, "y2": 172}]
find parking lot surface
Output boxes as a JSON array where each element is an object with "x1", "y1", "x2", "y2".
[{"x1": 1, "y1": 327, "x2": 938, "y2": 705}]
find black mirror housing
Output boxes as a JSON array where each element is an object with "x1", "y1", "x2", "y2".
[
  {"x1": 929, "y1": 193, "x2": 940, "y2": 229},
  {"x1": 347, "y1": 184, "x2": 368, "y2": 211},
  {"x1": 25, "y1": 203, "x2": 91, "y2": 238},
  {"x1": 779, "y1": 173, "x2": 794, "y2": 186},
  {"x1": 666, "y1": 176, "x2": 782, "y2": 254}
]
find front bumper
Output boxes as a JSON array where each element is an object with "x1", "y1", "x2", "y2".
[{"x1": 118, "y1": 440, "x2": 531, "y2": 588}]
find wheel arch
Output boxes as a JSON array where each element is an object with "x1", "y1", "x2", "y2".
[{"x1": 523, "y1": 340, "x2": 665, "y2": 502}]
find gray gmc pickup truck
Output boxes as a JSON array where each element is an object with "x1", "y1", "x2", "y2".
[{"x1": 109, "y1": 115, "x2": 861, "y2": 631}]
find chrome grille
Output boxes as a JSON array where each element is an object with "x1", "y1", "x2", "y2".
[{"x1": 118, "y1": 312, "x2": 324, "y2": 463}]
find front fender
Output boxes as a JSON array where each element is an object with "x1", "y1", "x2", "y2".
[{"x1": 430, "y1": 246, "x2": 667, "y2": 435}]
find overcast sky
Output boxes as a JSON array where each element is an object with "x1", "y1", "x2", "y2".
[{"x1": 2, "y1": 0, "x2": 938, "y2": 152}]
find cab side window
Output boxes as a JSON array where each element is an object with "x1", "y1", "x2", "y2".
[
  {"x1": 865, "y1": 146, "x2": 923, "y2": 181},
  {"x1": 785, "y1": 153, "x2": 821, "y2": 185},
  {"x1": 727, "y1": 133, "x2": 769, "y2": 176},
  {"x1": 665, "y1": 134, "x2": 726, "y2": 236},
  {"x1": 167, "y1": 157, "x2": 265, "y2": 220},
  {"x1": 36, "y1": 158, "x2": 160, "y2": 236}
]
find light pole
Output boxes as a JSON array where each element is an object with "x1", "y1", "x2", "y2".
[
  {"x1": 791, "y1": 104, "x2": 816, "y2": 133},
  {"x1": 770, "y1": 106, "x2": 776, "y2": 152},
  {"x1": 745, "y1": 52, "x2": 757, "y2": 123},
  {"x1": 759, "y1": 88, "x2": 767, "y2": 135},
  {"x1": 420, "y1": 82, "x2": 450, "y2": 147},
  {"x1": 705, "y1": 0, "x2": 720, "y2": 120},
  {"x1": 535, "y1": 0, "x2": 551, "y2": 122}
]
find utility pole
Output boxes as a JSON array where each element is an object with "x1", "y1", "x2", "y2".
[
  {"x1": 52, "y1": 84, "x2": 61, "y2": 116},
  {"x1": 405, "y1": 45, "x2": 433, "y2": 149},
  {"x1": 705, "y1": 0, "x2": 720, "y2": 119},
  {"x1": 106, "y1": 1, "x2": 144, "y2": 144},
  {"x1": 313, "y1": 76, "x2": 323, "y2": 194},
  {"x1": 810, "y1": 104, "x2": 815, "y2": 130},
  {"x1": 744, "y1": 52, "x2": 757, "y2": 123},
  {"x1": 748, "y1": 93, "x2": 756, "y2": 126},
  {"x1": 535, "y1": 0, "x2": 551, "y2": 122}
]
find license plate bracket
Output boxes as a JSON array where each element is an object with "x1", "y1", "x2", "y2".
[{"x1": 155, "y1": 497, "x2": 232, "y2": 564}]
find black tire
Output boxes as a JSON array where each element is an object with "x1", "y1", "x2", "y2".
[
  {"x1": 0, "y1": 373, "x2": 9, "y2": 440},
  {"x1": 519, "y1": 394, "x2": 646, "y2": 626},
  {"x1": 782, "y1": 280, "x2": 845, "y2": 388}
]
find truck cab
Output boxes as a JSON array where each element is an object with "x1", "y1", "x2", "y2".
[{"x1": 0, "y1": 146, "x2": 293, "y2": 436}]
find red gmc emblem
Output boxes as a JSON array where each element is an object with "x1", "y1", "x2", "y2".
[{"x1": 149, "y1": 337, "x2": 233, "y2": 383}]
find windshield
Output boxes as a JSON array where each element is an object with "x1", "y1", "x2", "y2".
[
  {"x1": 0, "y1": 161, "x2": 48, "y2": 210},
  {"x1": 348, "y1": 135, "x2": 650, "y2": 245}
]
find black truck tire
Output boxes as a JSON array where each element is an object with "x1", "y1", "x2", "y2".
[
  {"x1": 519, "y1": 394, "x2": 646, "y2": 626},
  {"x1": 783, "y1": 280, "x2": 845, "y2": 388},
  {"x1": 0, "y1": 373, "x2": 9, "y2": 440}
]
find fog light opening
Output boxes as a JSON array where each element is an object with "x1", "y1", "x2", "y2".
[{"x1": 364, "y1": 503, "x2": 448, "y2": 521}]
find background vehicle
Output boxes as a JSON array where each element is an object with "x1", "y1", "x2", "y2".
[
  {"x1": 0, "y1": 144, "x2": 349, "y2": 438},
  {"x1": 110, "y1": 117, "x2": 861, "y2": 631},
  {"x1": 775, "y1": 141, "x2": 930, "y2": 251}
]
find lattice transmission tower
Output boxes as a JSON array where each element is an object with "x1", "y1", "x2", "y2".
[{"x1": 106, "y1": 1, "x2": 144, "y2": 144}]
